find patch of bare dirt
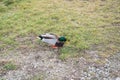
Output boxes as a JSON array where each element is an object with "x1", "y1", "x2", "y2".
[{"x1": 0, "y1": 35, "x2": 120, "y2": 80}]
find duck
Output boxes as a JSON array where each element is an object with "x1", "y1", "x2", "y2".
[{"x1": 38, "y1": 33, "x2": 67, "y2": 48}]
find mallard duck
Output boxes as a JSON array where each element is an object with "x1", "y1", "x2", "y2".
[{"x1": 38, "y1": 33, "x2": 67, "y2": 48}]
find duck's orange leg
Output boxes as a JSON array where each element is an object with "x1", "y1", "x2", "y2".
[{"x1": 51, "y1": 45, "x2": 58, "y2": 49}]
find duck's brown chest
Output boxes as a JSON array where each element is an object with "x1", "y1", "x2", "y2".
[{"x1": 55, "y1": 42, "x2": 64, "y2": 47}]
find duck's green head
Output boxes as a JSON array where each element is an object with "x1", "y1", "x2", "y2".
[{"x1": 58, "y1": 36, "x2": 67, "y2": 42}]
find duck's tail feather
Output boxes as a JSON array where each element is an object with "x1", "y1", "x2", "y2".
[{"x1": 39, "y1": 35, "x2": 43, "y2": 40}]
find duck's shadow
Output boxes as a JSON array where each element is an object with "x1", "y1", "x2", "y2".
[
  {"x1": 38, "y1": 42, "x2": 61, "y2": 55},
  {"x1": 49, "y1": 47, "x2": 61, "y2": 55}
]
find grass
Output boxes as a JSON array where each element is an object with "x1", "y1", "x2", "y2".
[
  {"x1": 3, "y1": 62, "x2": 17, "y2": 70},
  {"x1": 0, "y1": 78, "x2": 5, "y2": 80},
  {"x1": 30, "y1": 74, "x2": 44, "y2": 80},
  {"x1": 0, "y1": 0, "x2": 120, "y2": 59},
  {"x1": 0, "y1": 60, "x2": 17, "y2": 76}
]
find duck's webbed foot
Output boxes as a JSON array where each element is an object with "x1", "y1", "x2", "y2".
[{"x1": 51, "y1": 45, "x2": 58, "y2": 49}]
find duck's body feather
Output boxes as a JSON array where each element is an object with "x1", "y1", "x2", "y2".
[
  {"x1": 39, "y1": 33, "x2": 58, "y2": 45},
  {"x1": 42, "y1": 38, "x2": 57, "y2": 45},
  {"x1": 38, "y1": 33, "x2": 66, "y2": 48}
]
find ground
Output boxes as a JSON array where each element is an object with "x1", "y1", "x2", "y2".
[
  {"x1": 0, "y1": 0, "x2": 120, "y2": 80},
  {"x1": 0, "y1": 36, "x2": 120, "y2": 80},
  {"x1": 0, "y1": 50, "x2": 120, "y2": 80}
]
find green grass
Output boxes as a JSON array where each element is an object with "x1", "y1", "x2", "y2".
[
  {"x1": 3, "y1": 62, "x2": 17, "y2": 70},
  {"x1": 0, "y1": 78, "x2": 6, "y2": 80},
  {"x1": 30, "y1": 74, "x2": 44, "y2": 80},
  {"x1": 0, "y1": 60, "x2": 17, "y2": 77},
  {"x1": 0, "y1": 0, "x2": 120, "y2": 59}
]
